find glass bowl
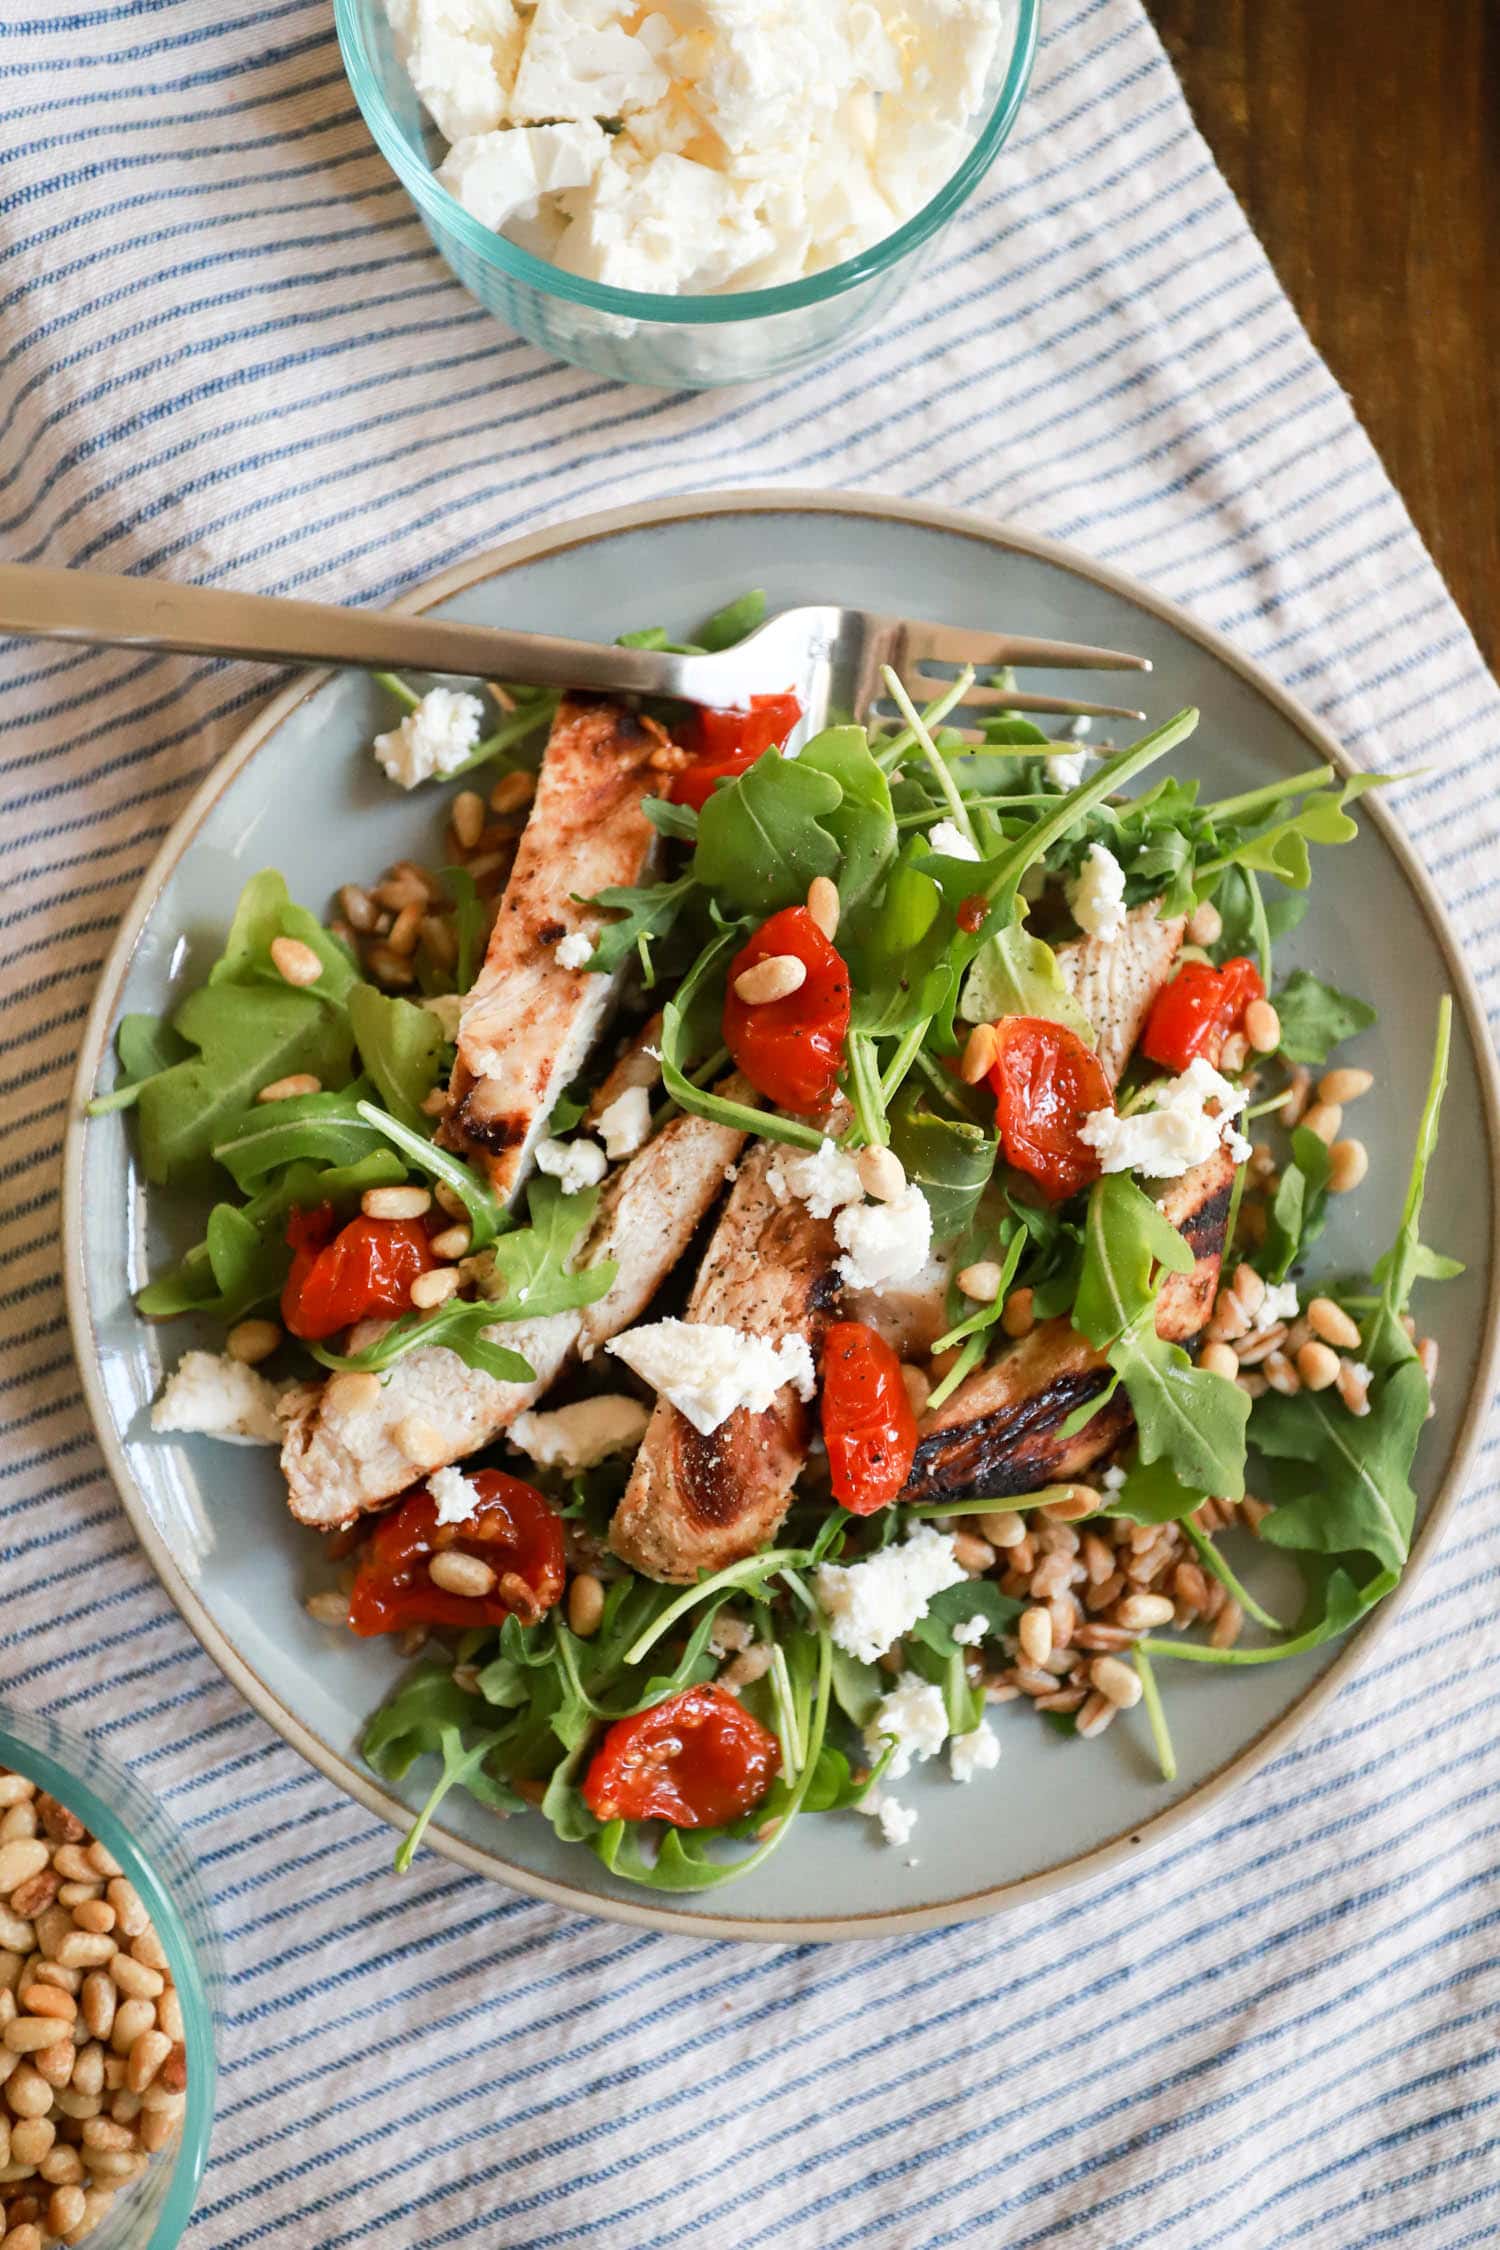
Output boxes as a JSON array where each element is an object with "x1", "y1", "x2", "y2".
[
  {"x1": 0, "y1": 1706, "x2": 222, "y2": 2250},
  {"x1": 334, "y1": 0, "x2": 1040, "y2": 389}
]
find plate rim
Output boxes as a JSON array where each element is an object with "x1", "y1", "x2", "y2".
[{"x1": 62, "y1": 486, "x2": 1500, "y2": 1942}]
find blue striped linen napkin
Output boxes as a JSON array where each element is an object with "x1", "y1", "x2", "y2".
[{"x1": 3, "y1": 2, "x2": 1499, "y2": 2243}]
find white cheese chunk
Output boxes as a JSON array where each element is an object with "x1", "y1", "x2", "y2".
[
  {"x1": 949, "y1": 1721, "x2": 1001, "y2": 1784},
  {"x1": 554, "y1": 930, "x2": 596, "y2": 971},
  {"x1": 607, "y1": 1318, "x2": 816, "y2": 1436},
  {"x1": 595, "y1": 1084, "x2": 652, "y2": 1161},
  {"x1": 1068, "y1": 841, "x2": 1128, "y2": 943},
  {"x1": 1079, "y1": 1057, "x2": 1251, "y2": 1180},
  {"x1": 151, "y1": 1351, "x2": 285, "y2": 1446},
  {"x1": 533, "y1": 1136, "x2": 608, "y2": 1192},
  {"x1": 834, "y1": 1182, "x2": 933, "y2": 1295},
  {"x1": 1102, "y1": 1462, "x2": 1128, "y2": 1493},
  {"x1": 511, "y1": 0, "x2": 670, "y2": 121},
  {"x1": 439, "y1": 119, "x2": 608, "y2": 231},
  {"x1": 813, "y1": 1524, "x2": 966, "y2": 1664},
  {"x1": 766, "y1": 1137, "x2": 864, "y2": 1220},
  {"x1": 509, "y1": 1393, "x2": 650, "y2": 1469},
  {"x1": 865, "y1": 1672, "x2": 949, "y2": 1780},
  {"x1": 428, "y1": 1463, "x2": 484, "y2": 1525},
  {"x1": 951, "y1": 1613, "x2": 989, "y2": 1647},
  {"x1": 386, "y1": 0, "x2": 526, "y2": 142},
  {"x1": 926, "y1": 817, "x2": 980, "y2": 862},
  {"x1": 862, "y1": 1792, "x2": 917, "y2": 1849},
  {"x1": 1045, "y1": 745, "x2": 1094, "y2": 790},
  {"x1": 372, "y1": 687, "x2": 484, "y2": 789},
  {"x1": 1259, "y1": 1280, "x2": 1300, "y2": 1326}
]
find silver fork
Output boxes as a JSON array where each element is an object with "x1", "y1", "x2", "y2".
[{"x1": 0, "y1": 562, "x2": 1150, "y2": 731}]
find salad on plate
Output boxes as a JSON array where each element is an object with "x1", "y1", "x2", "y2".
[{"x1": 97, "y1": 589, "x2": 1458, "y2": 1890}]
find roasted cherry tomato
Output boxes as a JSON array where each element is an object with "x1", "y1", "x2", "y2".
[
  {"x1": 722, "y1": 904, "x2": 851, "y2": 1116},
  {"x1": 581, "y1": 1685, "x2": 780, "y2": 1829},
  {"x1": 988, "y1": 1015, "x2": 1113, "y2": 1203},
  {"x1": 670, "y1": 691, "x2": 802, "y2": 811},
  {"x1": 281, "y1": 1204, "x2": 437, "y2": 1341},
  {"x1": 347, "y1": 1471, "x2": 565, "y2": 1637},
  {"x1": 820, "y1": 1321, "x2": 919, "y2": 1515},
  {"x1": 1141, "y1": 954, "x2": 1265, "y2": 1074}
]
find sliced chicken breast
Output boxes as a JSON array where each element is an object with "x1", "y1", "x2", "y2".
[
  {"x1": 1056, "y1": 903, "x2": 1185, "y2": 1087},
  {"x1": 280, "y1": 1094, "x2": 749, "y2": 1528},
  {"x1": 900, "y1": 1147, "x2": 1235, "y2": 1504},
  {"x1": 608, "y1": 1142, "x2": 840, "y2": 1583},
  {"x1": 443, "y1": 697, "x2": 664, "y2": 1200}
]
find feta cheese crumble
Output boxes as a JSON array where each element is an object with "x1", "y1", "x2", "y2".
[
  {"x1": 1067, "y1": 841, "x2": 1128, "y2": 943},
  {"x1": 863, "y1": 1793, "x2": 918, "y2": 1850},
  {"x1": 834, "y1": 1182, "x2": 933, "y2": 1294},
  {"x1": 607, "y1": 1318, "x2": 816, "y2": 1437},
  {"x1": 428, "y1": 1463, "x2": 484, "y2": 1525},
  {"x1": 766, "y1": 1137, "x2": 864, "y2": 1220},
  {"x1": 813, "y1": 1524, "x2": 966, "y2": 1665},
  {"x1": 533, "y1": 1135, "x2": 609, "y2": 1192},
  {"x1": 951, "y1": 1614, "x2": 989, "y2": 1647},
  {"x1": 1259, "y1": 1280, "x2": 1300, "y2": 1326},
  {"x1": 151, "y1": 1351, "x2": 285, "y2": 1446},
  {"x1": 949, "y1": 1721, "x2": 1001, "y2": 1784},
  {"x1": 1079, "y1": 1057, "x2": 1252, "y2": 1180},
  {"x1": 372, "y1": 687, "x2": 484, "y2": 789},
  {"x1": 1102, "y1": 1462, "x2": 1128, "y2": 1493},
  {"x1": 509, "y1": 1393, "x2": 650, "y2": 1469},
  {"x1": 555, "y1": 930, "x2": 596, "y2": 971},
  {"x1": 1045, "y1": 745, "x2": 1094, "y2": 790},
  {"x1": 926, "y1": 818, "x2": 980, "y2": 863},
  {"x1": 865, "y1": 1672, "x2": 949, "y2": 1779},
  {"x1": 595, "y1": 1084, "x2": 652, "y2": 1161}
]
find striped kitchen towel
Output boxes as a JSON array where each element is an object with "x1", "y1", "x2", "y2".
[{"x1": 2, "y1": 2, "x2": 1499, "y2": 2245}]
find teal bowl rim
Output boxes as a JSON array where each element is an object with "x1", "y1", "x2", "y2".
[
  {"x1": 333, "y1": 0, "x2": 1041, "y2": 325},
  {"x1": 0, "y1": 1711, "x2": 218, "y2": 2248}
]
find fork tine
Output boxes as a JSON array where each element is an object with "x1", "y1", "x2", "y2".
[
  {"x1": 901, "y1": 671, "x2": 1147, "y2": 722},
  {"x1": 901, "y1": 620, "x2": 1152, "y2": 674}
]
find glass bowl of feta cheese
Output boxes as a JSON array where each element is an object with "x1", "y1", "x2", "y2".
[{"x1": 336, "y1": 0, "x2": 1039, "y2": 389}]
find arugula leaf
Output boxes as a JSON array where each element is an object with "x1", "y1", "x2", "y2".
[
  {"x1": 658, "y1": 934, "x2": 824, "y2": 1151},
  {"x1": 354, "y1": 1099, "x2": 507, "y2": 1249},
  {"x1": 959, "y1": 910, "x2": 1095, "y2": 1043},
  {"x1": 642, "y1": 797, "x2": 700, "y2": 843},
  {"x1": 696, "y1": 588, "x2": 766, "y2": 650},
  {"x1": 693, "y1": 750, "x2": 842, "y2": 914},
  {"x1": 1263, "y1": 1124, "x2": 1332, "y2": 1282},
  {"x1": 481, "y1": 1177, "x2": 616, "y2": 1320},
  {"x1": 365, "y1": 1664, "x2": 498, "y2": 1783},
  {"x1": 1105, "y1": 1454, "x2": 1204, "y2": 1525},
  {"x1": 210, "y1": 1085, "x2": 388, "y2": 1191},
  {"x1": 312, "y1": 1298, "x2": 538, "y2": 1384},
  {"x1": 441, "y1": 865, "x2": 485, "y2": 993},
  {"x1": 585, "y1": 871, "x2": 701, "y2": 979},
  {"x1": 796, "y1": 726, "x2": 897, "y2": 914},
  {"x1": 886, "y1": 1085, "x2": 998, "y2": 1238},
  {"x1": 138, "y1": 984, "x2": 355, "y2": 1185},
  {"x1": 86, "y1": 1012, "x2": 192, "y2": 1115},
  {"x1": 1272, "y1": 970, "x2": 1377, "y2": 1066},
  {"x1": 1073, "y1": 1174, "x2": 1248, "y2": 1498},
  {"x1": 909, "y1": 1580, "x2": 1020, "y2": 1656},
  {"x1": 348, "y1": 984, "x2": 442, "y2": 1131},
  {"x1": 211, "y1": 869, "x2": 359, "y2": 1003}
]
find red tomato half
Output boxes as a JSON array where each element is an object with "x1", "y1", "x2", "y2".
[
  {"x1": 1141, "y1": 954, "x2": 1265, "y2": 1074},
  {"x1": 820, "y1": 1321, "x2": 919, "y2": 1515},
  {"x1": 722, "y1": 905, "x2": 851, "y2": 1116},
  {"x1": 281, "y1": 1205, "x2": 437, "y2": 1341},
  {"x1": 581, "y1": 1685, "x2": 780, "y2": 1829},
  {"x1": 347, "y1": 1472, "x2": 565, "y2": 1637},
  {"x1": 670, "y1": 692, "x2": 801, "y2": 811},
  {"x1": 988, "y1": 1016, "x2": 1113, "y2": 1203}
]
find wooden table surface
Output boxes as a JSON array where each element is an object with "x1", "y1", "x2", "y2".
[{"x1": 1144, "y1": 0, "x2": 1499, "y2": 668}]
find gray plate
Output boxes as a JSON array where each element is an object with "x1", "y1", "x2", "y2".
[{"x1": 63, "y1": 491, "x2": 1500, "y2": 1940}]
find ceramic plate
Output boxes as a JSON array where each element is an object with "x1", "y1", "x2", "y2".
[{"x1": 64, "y1": 491, "x2": 1500, "y2": 1939}]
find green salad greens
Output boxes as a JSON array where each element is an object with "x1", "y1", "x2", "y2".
[{"x1": 108, "y1": 586, "x2": 1458, "y2": 1891}]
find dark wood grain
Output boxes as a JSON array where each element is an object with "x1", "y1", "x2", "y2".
[{"x1": 1144, "y1": 0, "x2": 1499, "y2": 666}]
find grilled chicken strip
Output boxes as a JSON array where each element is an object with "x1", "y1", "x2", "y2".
[
  {"x1": 609, "y1": 1142, "x2": 841, "y2": 1583},
  {"x1": 280, "y1": 1095, "x2": 748, "y2": 1528},
  {"x1": 899, "y1": 1147, "x2": 1235, "y2": 1505},
  {"x1": 443, "y1": 697, "x2": 664, "y2": 1200},
  {"x1": 1055, "y1": 903, "x2": 1186, "y2": 1087}
]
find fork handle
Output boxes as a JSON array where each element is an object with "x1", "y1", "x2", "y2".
[{"x1": 0, "y1": 561, "x2": 687, "y2": 699}]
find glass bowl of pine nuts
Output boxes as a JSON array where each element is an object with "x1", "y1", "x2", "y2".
[{"x1": 0, "y1": 1706, "x2": 221, "y2": 2250}]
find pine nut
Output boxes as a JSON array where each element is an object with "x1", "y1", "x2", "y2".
[
  {"x1": 3, "y1": 2226, "x2": 42, "y2": 2250},
  {"x1": 0, "y1": 1778, "x2": 34, "y2": 1808},
  {"x1": 79, "y1": 1978, "x2": 114, "y2": 2044},
  {"x1": 428, "y1": 1550, "x2": 496, "y2": 1598},
  {"x1": 805, "y1": 875, "x2": 840, "y2": 939},
  {"x1": 1228, "y1": 1263, "x2": 1266, "y2": 1319},
  {"x1": 84, "y1": 1841, "x2": 119, "y2": 1880},
  {"x1": 257, "y1": 1072, "x2": 321, "y2": 1104},
  {"x1": 5, "y1": 2017, "x2": 68, "y2": 2054},
  {"x1": 1336, "y1": 1358, "x2": 1372, "y2": 1416},
  {"x1": 81, "y1": 2116, "x2": 135, "y2": 2153},
  {"x1": 16, "y1": 1989, "x2": 72, "y2": 2025},
  {"x1": 1018, "y1": 1607, "x2": 1052, "y2": 1665},
  {"x1": 48, "y1": 2184, "x2": 86, "y2": 2237},
  {"x1": 1219, "y1": 1031, "x2": 1249, "y2": 1074},
  {"x1": 338, "y1": 882, "x2": 379, "y2": 933},
  {"x1": 1001, "y1": 1287, "x2": 1035, "y2": 1339},
  {"x1": 366, "y1": 941, "x2": 416, "y2": 988},
  {"x1": 125, "y1": 2030, "x2": 171, "y2": 2095},
  {"x1": 7, "y1": 2065, "x2": 52, "y2": 2118},
  {"x1": 325, "y1": 1370, "x2": 382, "y2": 1417},
  {"x1": 1186, "y1": 899, "x2": 1222, "y2": 946},
  {"x1": 269, "y1": 935, "x2": 322, "y2": 987},
  {"x1": 1041, "y1": 1486, "x2": 1100, "y2": 1523},
  {"x1": 1307, "y1": 1296, "x2": 1360, "y2": 1349},
  {"x1": 960, "y1": 1022, "x2": 999, "y2": 1084},
  {"x1": 1293, "y1": 1339, "x2": 1339, "y2": 1391},
  {"x1": 1244, "y1": 998, "x2": 1280, "y2": 1053},
  {"x1": 956, "y1": 1260, "x2": 1002, "y2": 1303},
  {"x1": 489, "y1": 769, "x2": 536, "y2": 815},
  {"x1": 1301, "y1": 1100, "x2": 1342, "y2": 1145},
  {"x1": 1318, "y1": 1065, "x2": 1373, "y2": 1105},
  {"x1": 452, "y1": 790, "x2": 486, "y2": 851},
  {"x1": 855, "y1": 1145, "x2": 906, "y2": 1203},
  {"x1": 1075, "y1": 1692, "x2": 1117, "y2": 1739},
  {"x1": 429, "y1": 1224, "x2": 471, "y2": 1261},
  {"x1": 139, "y1": 2105, "x2": 178, "y2": 2153},
  {"x1": 69, "y1": 1900, "x2": 113, "y2": 1936},
  {"x1": 304, "y1": 1590, "x2": 350, "y2": 1628},
  {"x1": 108, "y1": 2000, "x2": 154, "y2": 2057},
  {"x1": 1198, "y1": 1340, "x2": 1240, "y2": 1379},
  {"x1": 899, "y1": 1364, "x2": 930, "y2": 1416},
  {"x1": 410, "y1": 1267, "x2": 461, "y2": 1310},
  {"x1": 226, "y1": 1318, "x2": 281, "y2": 1366},
  {"x1": 952, "y1": 1530, "x2": 996, "y2": 1576},
  {"x1": 558, "y1": 1571, "x2": 606, "y2": 1642},
  {"x1": 57, "y1": 1880, "x2": 102, "y2": 1907},
  {"x1": 53, "y1": 1934, "x2": 114, "y2": 1971},
  {"x1": 386, "y1": 901, "x2": 424, "y2": 958},
  {"x1": 7, "y1": 1872, "x2": 54, "y2": 1922},
  {"x1": 361, "y1": 1185, "x2": 432, "y2": 1221},
  {"x1": 977, "y1": 1510, "x2": 1025, "y2": 1548},
  {"x1": 156, "y1": 1989, "x2": 183, "y2": 2045},
  {"x1": 43, "y1": 2146, "x2": 84, "y2": 2185},
  {"x1": 1090, "y1": 1655, "x2": 1142, "y2": 1708},
  {"x1": 1211, "y1": 1598, "x2": 1244, "y2": 1649},
  {"x1": 1328, "y1": 1137, "x2": 1368, "y2": 1193},
  {"x1": 393, "y1": 1415, "x2": 445, "y2": 1468},
  {"x1": 10, "y1": 2117, "x2": 53, "y2": 2164},
  {"x1": 1417, "y1": 1336, "x2": 1439, "y2": 1389},
  {"x1": 733, "y1": 954, "x2": 806, "y2": 1005},
  {"x1": 1263, "y1": 1349, "x2": 1300, "y2": 1394},
  {"x1": 107, "y1": 1956, "x2": 162, "y2": 2002},
  {"x1": 0, "y1": 1842, "x2": 49, "y2": 1896},
  {"x1": 1114, "y1": 1592, "x2": 1175, "y2": 1630}
]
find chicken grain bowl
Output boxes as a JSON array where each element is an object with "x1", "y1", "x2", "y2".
[{"x1": 66, "y1": 497, "x2": 1499, "y2": 1936}]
